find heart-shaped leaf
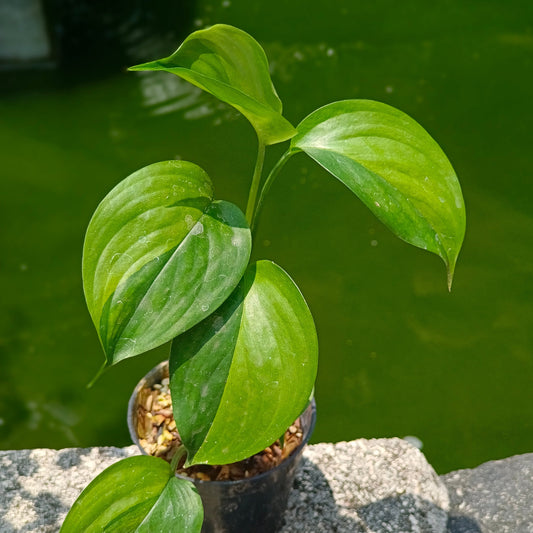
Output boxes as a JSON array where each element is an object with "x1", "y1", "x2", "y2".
[
  {"x1": 83, "y1": 160, "x2": 251, "y2": 365},
  {"x1": 129, "y1": 24, "x2": 296, "y2": 145},
  {"x1": 291, "y1": 100, "x2": 466, "y2": 288},
  {"x1": 169, "y1": 260, "x2": 318, "y2": 466},
  {"x1": 61, "y1": 456, "x2": 203, "y2": 533}
]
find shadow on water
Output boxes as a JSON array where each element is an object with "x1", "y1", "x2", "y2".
[
  {"x1": 0, "y1": 308, "x2": 32, "y2": 445},
  {"x1": 1, "y1": 0, "x2": 196, "y2": 88}
]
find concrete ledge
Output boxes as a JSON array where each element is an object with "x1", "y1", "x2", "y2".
[
  {"x1": 0, "y1": 439, "x2": 530, "y2": 532},
  {"x1": 442, "y1": 453, "x2": 533, "y2": 533},
  {"x1": 282, "y1": 439, "x2": 448, "y2": 532}
]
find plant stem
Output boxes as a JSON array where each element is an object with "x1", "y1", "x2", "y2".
[
  {"x1": 245, "y1": 138, "x2": 266, "y2": 227},
  {"x1": 170, "y1": 444, "x2": 188, "y2": 472},
  {"x1": 86, "y1": 361, "x2": 106, "y2": 389},
  {"x1": 251, "y1": 150, "x2": 293, "y2": 235}
]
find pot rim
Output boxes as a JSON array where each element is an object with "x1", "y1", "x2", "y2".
[{"x1": 127, "y1": 359, "x2": 317, "y2": 486}]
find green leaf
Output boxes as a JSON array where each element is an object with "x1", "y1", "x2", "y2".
[
  {"x1": 129, "y1": 24, "x2": 296, "y2": 145},
  {"x1": 83, "y1": 160, "x2": 251, "y2": 365},
  {"x1": 60, "y1": 456, "x2": 203, "y2": 533},
  {"x1": 291, "y1": 100, "x2": 466, "y2": 288},
  {"x1": 136, "y1": 476, "x2": 203, "y2": 533},
  {"x1": 169, "y1": 260, "x2": 318, "y2": 466}
]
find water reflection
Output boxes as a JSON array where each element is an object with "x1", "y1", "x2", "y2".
[
  {"x1": 0, "y1": 1, "x2": 195, "y2": 77},
  {"x1": 0, "y1": 0, "x2": 51, "y2": 65},
  {"x1": 136, "y1": 71, "x2": 231, "y2": 122}
]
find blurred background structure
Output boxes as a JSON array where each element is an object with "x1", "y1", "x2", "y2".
[{"x1": 1, "y1": 0, "x2": 532, "y2": 473}]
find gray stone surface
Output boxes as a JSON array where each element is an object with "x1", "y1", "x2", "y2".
[
  {"x1": 0, "y1": 446, "x2": 139, "y2": 533},
  {"x1": 0, "y1": 438, "x2": 449, "y2": 533},
  {"x1": 282, "y1": 439, "x2": 449, "y2": 533},
  {"x1": 443, "y1": 453, "x2": 533, "y2": 533}
]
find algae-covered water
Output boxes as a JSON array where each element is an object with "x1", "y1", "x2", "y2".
[{"x1": 1, "y1": 0, "x2": 532, "y2": 473}]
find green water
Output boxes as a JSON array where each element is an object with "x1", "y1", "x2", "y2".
[{"x1": 1, "y1": 0, "x2": 532, "y2": 474}]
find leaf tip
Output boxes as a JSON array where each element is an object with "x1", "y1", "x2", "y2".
[
  {"x1": 128, "y1": 60, "x2": 162, "y2": 72},
  {"x1": 446, "y1": 259, "x2": 457, "y2": 292}
]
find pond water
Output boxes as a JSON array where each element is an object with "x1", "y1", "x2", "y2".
[{"x1": 1, "y1": 0, "x2": 532, "y2": 473}]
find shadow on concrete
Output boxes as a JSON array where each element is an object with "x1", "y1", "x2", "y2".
[
  {"x1": 359, "y1": 494, "x2": 448, "y2": 532},
  {"x1": 281, "y1": 456, "x2": 471, "y2": 533},
  {"x1": 0, "y1": 450, "x2": 69, "y2": 533},
  {"x1": 0, "y1": 449, "x2": 484, "y2": 533},
  {"x1": 281, "y1": 456, "x2": 364, "y2": 532},
  {"x1": 55, "y1": 447, "x2": 90, "y2": 470},
  {"x1": 447, "y1": 514, "x2": 483, "y2": 533}
]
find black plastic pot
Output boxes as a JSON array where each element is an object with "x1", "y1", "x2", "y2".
[{"x1": 128, "y1": 361, "x2": 316, "y2": 533}]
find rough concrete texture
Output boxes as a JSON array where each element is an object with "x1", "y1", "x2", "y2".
[
  {"x1": 0, "y1": 446, "x2": 139, "y2": 533},
  {"x1": 0, "y1": 438, "x2": 449, "y2": 533},
  {"x1": 443, "y1": 453, "x2": 533, "y2": 533},
  {"x1": 281, "y1": 439, "x2": 449, "y2": 533}
]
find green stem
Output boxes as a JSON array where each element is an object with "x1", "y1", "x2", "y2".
[
  {"x1": 251, "y1": 150, "x2": 293, "y2": 235},
  {"x1": 170, "y1": 444, "x2": 188, "y2": 472},
  {"x1": 86, "y1": 360, "x2": 107, "y2": 389},
  {"x1": 245, "y1": 137, "x2": 266, "y2": 227}
]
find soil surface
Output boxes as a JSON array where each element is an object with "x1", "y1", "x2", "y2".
[{"x1": 135, "y1": 366, "x2": 303, "y2": 481}]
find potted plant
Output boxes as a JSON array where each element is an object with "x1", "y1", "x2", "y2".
[{"x1": 61, "y1": 24, "x2": 465, "y2": 532}]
